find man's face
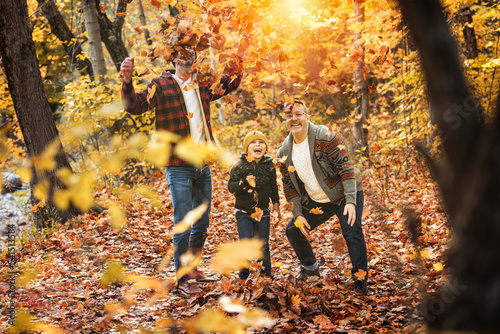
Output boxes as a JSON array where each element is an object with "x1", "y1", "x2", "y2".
[
  {"x1": 174, "y1": 49, "x2": 196, "y2": 67},
  {"x1": 284, "y1": 103, "x2": 309, "y2": 138}
]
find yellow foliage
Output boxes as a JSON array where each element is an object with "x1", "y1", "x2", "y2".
[
  {"x1": 211, "y1": 239, "x2": 263, "y2": 276},
  {"x1": 134, "y1": 184, "x2": 162, "y2": 208},
  {"x1": 109, "y1": 204, "x2": 126, "y2": 229},
  {"x1": 173, "y1": 202, "x2": 209, "y2": 234},
  {"x1": 100, "y1": 259, "x2": 126, "y2": 286}
]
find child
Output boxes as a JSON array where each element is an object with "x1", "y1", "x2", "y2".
[{"x1": 228, "y1": 130, "x2": 281, "y2": 279}]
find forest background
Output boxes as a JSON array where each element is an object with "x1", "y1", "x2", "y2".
[{"x1": 1, "y1": 0, "x2": 499, "y2": 333}]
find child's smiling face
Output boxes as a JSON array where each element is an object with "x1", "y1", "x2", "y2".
[{"x1": 247, "y1": 139, "x2": 267, "y2": 162}]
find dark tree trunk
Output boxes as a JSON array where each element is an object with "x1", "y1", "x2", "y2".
[
  {"x1": 95, "y1": 0, "x2": 129, "y2": 72},
  {"x1": 397, "y1": 0, "x2": 500, "y2": 331},
  {"x1": 36, "y1": 0, "x2": 94, "y2": 78},
  {"x1": 353, "y1": 0, "x2": 369, "y2": 150},
  {"x1": 138, "y1": 0, "x2": 152, "y2": 46},
  {"x1": 0, "y1": 0, "x2": 78, "y2": 226}
]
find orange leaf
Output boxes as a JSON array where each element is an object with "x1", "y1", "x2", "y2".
[
  {"x1": 99, "y1": 3, "x2": 106, "y2": 13},
  {"x1": 134, "y1": 26, "x2": 144, "y2": 34},
  {"x1": 187, "y1": 112, "x2": 193, "y2": 119},
  {"x1": 326, "y1": 105, "x2": 335, "y2": 115},
  {"x1": 288, "y1": 166, "x2": 296, "y2": 173},
  {"x1": 151, "y1": 0, "x2": 161, "y2": 8},
  {"x1": 368, "y1": 83, "x2": 376, "y2": 93},
  {"x1": 116, "y1": 12, "x2": 126, "y2": 16},
  {"x1": 309, "y1": 207, "x2": 324, "y2": 215},
  {"x1": 294, "y1": 219, "x2": 304, "y2": 228},
  {"x1": 251, "y1": 208, "x2": 263, "y2": 221},
  {"x1": 350, "y1": 98, "x2": 357, "y2": 104},
  {"x1": 371, "y1": 143, "x2": 381, "y2": 153},
  {"x1": 354, "y1": 269, "x2": 367, "y2": 281}
]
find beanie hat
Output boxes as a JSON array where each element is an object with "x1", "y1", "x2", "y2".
[{"x1": 243, "y1": 131, "x2": 269, "y2": 153}]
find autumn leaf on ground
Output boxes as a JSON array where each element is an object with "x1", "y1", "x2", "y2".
[
  {"x1": 354, "y1": 269, "x2": 367, "y2": 281},
  {"x1": 211, "y1": 239, "x2": 264, "y2": 275},
  {"x1": 251, "y1": 207, "x2": 263, "y2": 221},
  {"x1": 314, "y1": 314, "x2": 333, "y2": 328},
  {"x1": 288, "y1": 166, "x2": 296, "y2": 173},
  {"x1": 309, "y1": 207, "x2": 324, "y2": 215},
  {"x1": 173, "y1": 202, "x2": 209, "y2": 234},
  {"x1": 290, "y1": 294, "x2": 301, "y2": 307}
]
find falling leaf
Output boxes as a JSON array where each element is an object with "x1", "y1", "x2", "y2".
[
  {"x1": 211, "y1": 239, "x2": 264, "y2": 275},
  {"x1": 33, "y1": 323, "x2": 65, "y2": 334},
  {"x1": 288, "y1": 166, "x2": 296, "y2": 173},
  {"x1": 173, "y1": 202, "x2": 209, "y2": 234},
  {"x1": 433, "y1": 262, "x2": 444, "y2": 271},
  {"x1": 100, "y1": 259, "x2": 126, "y2": 286},
  {"x1": 251, "y1": 207, "x2": 263, "y2": 221},
  {"x1": 147, "y1": 84, "x2": 157, "y2": 104},
  {"x1": 99, "y1": 3, "x2": 105, "y2": 13},
  {"x1": 354, "y1": 269, "x2": 367, "y2": 281},
  {"x1": 247, "y1": 176, "x2": 256, "y2": 187},
  {"x1": 371, "y1": 143, "x2": 381, "y2": 153},
  {"x1": 326, "y1": 105, "x2": 335, "y2": 115},
  {"x1": 151, "y1": 0, "x2": 161, "y2": 8},
  {"x1": 219, "y1": 296, "x2": 247, "y2": 313},
  {"x1": 133, "y1": 26, "x2": 144, "y2": 34},
  {"x1": 368, "y1": 83, "x2": 377, "y2": 93},
  {"x1": 309, "y1": 207, "x2": 324, "y2": 215},
  {"x1": 109, "y1": 204, "x2": 126, "y2": 229}
]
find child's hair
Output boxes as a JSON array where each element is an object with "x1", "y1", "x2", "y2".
[{"x1": 243, "y1": 131, "x2": 268, "y2": 153}]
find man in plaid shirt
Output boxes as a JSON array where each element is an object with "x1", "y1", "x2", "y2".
[{"x1": 121, "y1": 48, "x2": 242, "y2": 296}]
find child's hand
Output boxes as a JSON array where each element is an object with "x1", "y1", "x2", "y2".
[{"x1": 246, "y1": 175, "x2": 256, "y2": 188}]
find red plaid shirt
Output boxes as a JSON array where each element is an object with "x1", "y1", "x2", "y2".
[{"x1": 122, "y1": 71, "x2": 241, "y2": 166}]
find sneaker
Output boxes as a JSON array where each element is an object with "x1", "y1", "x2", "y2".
[
  {"x1": 354, "y1": 280, "x2": 368, "y2": 295},
  {"x1": 296, "y1": 267, "x2": 321, "y2": 281}
]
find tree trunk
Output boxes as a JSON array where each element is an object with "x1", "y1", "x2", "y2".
[
  {"x1": 138, "y1": 0, "x2": 152, "y2": 46},
  {"x1": 36, "y1": 0, "x2": 94, "y2": 78},
  {"x1": 83, "y1": 0, "x2": 107, "y2": 80},
  {"x1": 397, "y1": 0, "x2": 500, "y2": 331},
  {"x1": 96, "y1": 0, "x2": 129, "y2": 72},
  {"x1": 353, "y1": 0, "x2": 369, "y2": 150},
  {"x1": 0, "y1": 0, "x2": 78, "y2": 226}
]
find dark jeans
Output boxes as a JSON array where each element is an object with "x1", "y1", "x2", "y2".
[
  {"x1": 235, "y1": 208, "x2": 271, "y2": 274},
  {"x1": 286, "y1": 191, "x2": 367, "y2": 279},
  {"x1": 166, "y1": 165, "x2": 212, "y2": 282}
]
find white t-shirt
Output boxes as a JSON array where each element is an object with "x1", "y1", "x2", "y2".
[
  {"x1": 172, "y1": 75, "x2": 205, "y2": 143},
  {"x1": 292, "y1": 138, "x2": 330, "y2": 203}
]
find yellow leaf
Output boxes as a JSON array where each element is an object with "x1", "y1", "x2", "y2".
[
  {"x1": 193, "y1": 309, "x2": 243, "y2": 333},
  {"x1": 176, "y1": 252, "x2": 202, "y2": 280},
  {"x1": 147, "y1": 84, "x2": 156, "y2": 104},
  {"x1": 173, "y1": 202, "x2": 209, "y2": 234},
  {"x1": 211, "y1": 239, "x2": 264, "y2": 276},
  {"x1": 274, "y1": 261, "x2": 283, "y2": 268},
  {"x1": 219, "y1": 296, "x2": 247, "y2": 313},
  {"x1": 32, "y1": 323, "x2": 65, "y2": 334},
  {"x1": 33, "y1": 180, "x2": 50, "y2": 201},
  {"x1": 175, "y1": 138, "x2": 215, "y2": 168},
  {"x1": 290, "y1": 294, "x2": 301, "y2": 307},
  {"x1": 420, "y1": 250, "x2": 430, "y2": 259},
  {"x1": 135, "y1": 184, "x2": 161, "y2": 208},
  {"x1": 100, "y1": 259, "x2": 126, "y2": 286},
  {"x1": 238, "y1": 308, "x2": 276, "y2": 328},
  {"x1": 16, "y1": 167, "x2": 32, "y2": 183},
  {"x1": 9, "y1": 309, "x2": 35, "y2": 333},
  {"x1": 326, "y1": 105, "x2": 335, "y2": 115},
  {"x1": 433, "y1": 262, "x2": 444, "y2": 272},
  {"x1": 16, "y1": 265, "x2": 39, "y2": 288},
  {"x1": 126, "y1": 274, "x2": 161, "y2": 290},
  {"x1": 288, "y1": 166, "x2": 296, "y2": 173},
  {"x1": 32, "y1": 140, "x2": 60, "y2": 173},
  {"x1": 294, "y1": 219, "x2": 304, "y2": 228},
  {"x1": 53, "y1": 189, "x2": 70, "y2": 210},
  {"x1": 109, "y1": 204, "x2": 126, "y2": 229},
  {"x1": 145, "y1": 131, "x2": 179, "y2": 167}
]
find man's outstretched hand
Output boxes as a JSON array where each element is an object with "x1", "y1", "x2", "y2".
[{"x1": 120, "y1": 57, "x2": 134, "y2": 84}]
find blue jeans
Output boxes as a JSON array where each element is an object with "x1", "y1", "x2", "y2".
[
  {"x1": 235, "y1": 208, "x2": 271, "y2": 274},
  {"x1": 166, "y1": 165, "x2": 212, "y2": 281},
  {"x1": 286, "y1": 191, "x2": 367, "y2": 279}
]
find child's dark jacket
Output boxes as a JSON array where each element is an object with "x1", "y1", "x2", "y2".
[{"x1": 228, "y1": 154, "x2": 279, "y2": 214}]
